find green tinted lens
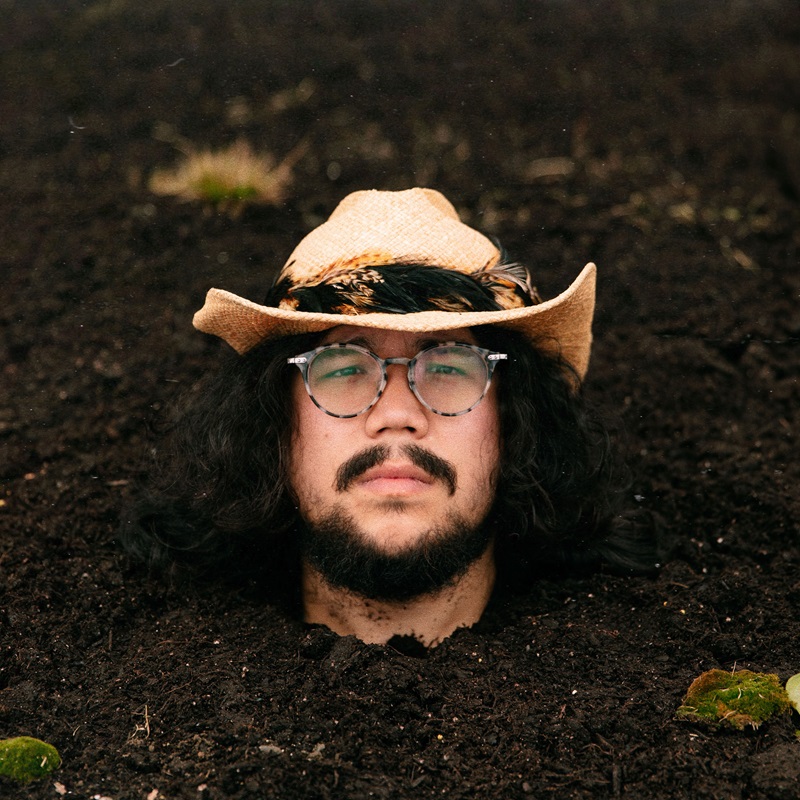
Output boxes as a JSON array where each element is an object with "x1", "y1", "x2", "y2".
[
  {"x1": 308, "y1": 346, "x2": 381, "y2": 415},
  {"x1": 414, "y1": 346, "x2": 489, "y2": 414}
]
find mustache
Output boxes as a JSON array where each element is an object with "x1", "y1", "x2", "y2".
[{"x1": 335, "y1": 444, "x2": 457, "y2": 495}]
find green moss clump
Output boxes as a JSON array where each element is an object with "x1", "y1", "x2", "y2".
[
  {"x1": 677, "y1": 669, "x2": 791, "y2": 730},
  {"x1": 0, "y1": 736, "x2": 61, "y2": 783}
]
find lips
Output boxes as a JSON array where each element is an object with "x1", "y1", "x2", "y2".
[
  {"x1": 335, "y1": 444, "x2": 457, "y2": 495},
  {"x1": 356, "y1": 462, "x2": 435, "y2": 495}
]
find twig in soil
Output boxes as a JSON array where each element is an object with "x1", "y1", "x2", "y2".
[
  {"x1": 611, "y1": 763, "x2": 623, "y2": 797},
  {"x1": 129, "y1": 704, "x2": 151, "y2": 741}
]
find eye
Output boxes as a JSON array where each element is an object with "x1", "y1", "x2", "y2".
[
  {"x1": 320, "y1": 363, "x2": 366, "y2": 379},
  {"x1": 425, "y1": 362, "x2": 467, "y2": 376},
  {"x1": 310, "y1": 347, "x2": 375, "y2": 384}
]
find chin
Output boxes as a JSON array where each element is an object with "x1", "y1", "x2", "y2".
[
  {"x1": 300, "y1": 505, "x2": 494, "y2": 603},
  {"x1": 363, "y1": 519, "x2": 442, "y2": 554}
]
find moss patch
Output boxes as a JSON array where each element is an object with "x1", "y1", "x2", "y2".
[
  {"x1": 677, "y1": 669, "x2": 791, "y2": 730},
  {"x1": 0, "y1": 736, "x2": 61, "y2": 783}
]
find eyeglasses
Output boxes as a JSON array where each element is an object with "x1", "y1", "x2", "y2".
[{"x1": 288, "y1": 342, "x2": 507, "y2": 418}]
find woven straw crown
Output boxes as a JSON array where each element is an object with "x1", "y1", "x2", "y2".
[
  {"x1": 281, "y1": 188, "x2": 500, "y2": 282},
  {"x1": 193, "y1": 188, "x2": 597, "y2": 379}
]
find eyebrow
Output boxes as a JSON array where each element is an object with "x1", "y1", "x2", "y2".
[{"x1": 331, "y1": 334, "x2": 470, "y2": 350}]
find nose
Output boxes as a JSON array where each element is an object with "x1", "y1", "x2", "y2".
[{"x1": 364, "y1": 363, "x2": 429, "y2": 438}]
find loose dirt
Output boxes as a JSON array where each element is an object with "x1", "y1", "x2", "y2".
[{"x1": 2, "y1": 2, "x2": 799, "y2": 797}]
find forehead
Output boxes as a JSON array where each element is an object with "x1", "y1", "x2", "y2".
[{"x1": 320, "y1": 325, "x2": 478, "y2": 348}]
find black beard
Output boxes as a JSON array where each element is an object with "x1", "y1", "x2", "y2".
[{"x1": 299, "y1": 508, "x2": 493, "y2": 603}]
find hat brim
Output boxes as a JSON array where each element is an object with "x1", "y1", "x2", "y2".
[{"x1": 193, "y1": 262, "x2": 596, "y2": 379}]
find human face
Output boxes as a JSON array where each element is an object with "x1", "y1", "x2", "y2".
[{"x1": 288, "y1": 327, "x2": 502, "y2": 556}]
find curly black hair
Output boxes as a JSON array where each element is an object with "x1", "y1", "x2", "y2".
[{"x1": 120, "y1": 264, "x2": 656, "y2": 602}]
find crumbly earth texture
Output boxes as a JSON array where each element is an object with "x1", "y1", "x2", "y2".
[{"x1": 1, "y1": 2, "x2": 799, "y2": 798}]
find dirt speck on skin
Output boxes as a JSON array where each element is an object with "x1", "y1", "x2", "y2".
[{"x1": 1, "y1": 1, "x2": 799, "y2": 798}]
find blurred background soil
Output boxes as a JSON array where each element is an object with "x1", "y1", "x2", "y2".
[{"x1": 1, "y1": 1, "x2": 799, "y2": 797}]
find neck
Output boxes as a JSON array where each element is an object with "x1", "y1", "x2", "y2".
[{"x1": 301, "y1": 545, "x2": 496, "y2": 648}]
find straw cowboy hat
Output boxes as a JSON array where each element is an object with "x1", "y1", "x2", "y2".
[{"x1": 193, "y1": 188, "x2": 597, "y2": 378}]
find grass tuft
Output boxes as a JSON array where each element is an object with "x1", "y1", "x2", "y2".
[{"x1": 149, "y1": 138, "x2": 305, "y2": 206}]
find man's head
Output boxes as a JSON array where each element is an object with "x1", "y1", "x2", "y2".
[
  {"x1": 123, "y1": 189, "x2": 652, "y2": 632},
  {"x1": 186, "y1": 188, "x2": 597, "y2": 605}
]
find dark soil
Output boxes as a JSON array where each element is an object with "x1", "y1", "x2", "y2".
[{"x1": 2, "y1": 1, "x2": 799, "y2": 797}]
